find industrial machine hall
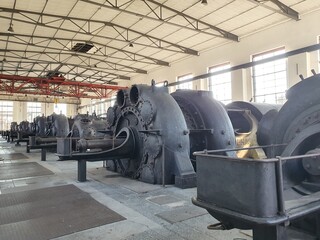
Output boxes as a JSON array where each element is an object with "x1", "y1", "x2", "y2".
[{"x1": 2, "y1": 0, "x2": 320, "y2": 239}]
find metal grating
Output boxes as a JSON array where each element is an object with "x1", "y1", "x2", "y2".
[
  {"x1": 0, "y1": 153, "x2": 28, "y2": 160},
  {"x1": 0, "y1": 184, "x2": 125, "y2": 240},
  {"x1": 0, "y1": 162, "x2": 53, "y2": 180}
]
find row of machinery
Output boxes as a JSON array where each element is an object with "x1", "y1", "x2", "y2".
[
  {"x1": 56, "y1": 74, "x2": 320, "y2": 239},
  {"x1": 3, "y1": 74, "x2": 320, "y2": 239}
]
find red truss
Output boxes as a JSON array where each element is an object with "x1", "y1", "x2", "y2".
[{"x1": 0, "y1": 74, "x2": 127, "y2": 99}]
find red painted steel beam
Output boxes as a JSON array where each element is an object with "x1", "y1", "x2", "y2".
[{"x1": 0, "y1": 74, "x2": 127, "y2": 99}]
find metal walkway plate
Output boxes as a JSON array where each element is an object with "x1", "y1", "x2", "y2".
[
  {"x1": 0, "y1": 162, "x2": 53, "y2": 180},
  {"x1": 0, "y1": 184, "x2": 125, "y2": 240},
  {"x1": 156, "y1": 206, "x2": 207, "y2": 223},
  {"x1": 0, "y1": 153, "x2": 28, "y2": 160},
  {"x1": 147, "y1": 195, "x2": 181, "y2": 205}
]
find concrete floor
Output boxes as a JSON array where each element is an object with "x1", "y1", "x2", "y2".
[{"x1": 0, "y1": 139, "x2": 251, "y2": 240}]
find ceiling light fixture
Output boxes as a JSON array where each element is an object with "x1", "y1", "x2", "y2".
[
  {"x1": 200, "y1": 0, "x2": 208, "y2": 5},
  {"x1": 129, "y1": 42, "x2": 134, "y2": 48},
  {"x1": 7, "y1": 24, "x2": 14, "y2": 33}
]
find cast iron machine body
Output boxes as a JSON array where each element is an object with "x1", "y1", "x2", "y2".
[
  {"x1": 8, "y1": 121, "x2": 18, "y2": 142},
  {"x1": 70, "y1": 113, "x2": 108, "y2": 139},
  {"x1": 192, "y1": 74, "x2": 320, "y2": 240},
  {"x1": 15, "y1": 120, "x2": 35, "y2": 146},
  {"x1": 57, "y1": 82, "x2": 197, "y2": 188},
  {"x1": 171, "y1": 90, "x2": 236, "y2": 169},
  {"x1": 34, "y1": 115, "x2": 48, "y2": 137},
  {"x1": 27, "y1": 113, "x2": 70, "y2": 158}
]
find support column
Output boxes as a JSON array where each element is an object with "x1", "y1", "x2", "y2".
[
  {"x1": 41, "y1": 148, "x2": 46, "y2": 161},
  {"x1": 231, "y1": 69, "x2": 251, "y2": 101},
  {"x1": 78, "y1": 160, "x2": 87, "y2": 182},
  {"x1": 253, "y1": 225, "x2": 287, "y2": 240}
]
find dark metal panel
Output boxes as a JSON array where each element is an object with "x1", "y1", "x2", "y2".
[
  {"x1": 0, "y1": 162, "x2": 53, "y2": 180},
  {"x1": 0, "y1": 184, "x2": 125, "y2": 240}
]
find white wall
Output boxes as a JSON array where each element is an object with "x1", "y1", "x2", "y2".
[{"x1": 131, "y1": 9, "x2": 320, "y2": 101}]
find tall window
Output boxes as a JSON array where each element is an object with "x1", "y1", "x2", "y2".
[
  {"x1": 96, "y1": 100, "x2": 106, "y2": 115},
  {"x1": 177, "y1": 74, "x2": 193, "y2": 90},
  {"x1": 209, "y1": 63, "x2": 232, "y2": 104},
  {"x1": 27, "y1": 102, "x2": 41, "y2": 122},
  {"x1": 252, "y1": 47, "x2": 287, "y2": 104},
  {"x1": 106, "y1": 97, "x2": 116, "y2": 108},
  {"x1": 0, "y1": 101, "x2": 13, "y2": 130},
  {"x1": 54, "y1": 103, "x2": 67, "y2": 115}
]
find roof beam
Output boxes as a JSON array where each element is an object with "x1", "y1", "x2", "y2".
[
  {"x1": 0, "y1": 18, "x2": 183, "y2": 58},
  {"x1": 80, "y1": 0, "x2": 239, "y2": 41},
  {"x1": 0, "y1": 33, "x2": 167, "y2": 67},
  {"x1": 248, "y1": 0, "x2": 299, "y2": 20},
  {"x1": 0, "y1": 7, "x2": 198, "y2": 56},
  {"x1": 0, "y1": 73, "x2": 126, "y2": 99},
  {"x1": 0, "y1": 68, "x2": 127, "y2": 83},
  {"x1": 0, "y1": 54, "x2": 131, "y2": 81},
  {"x1": 0, "y1": 48, "x2": 145, "y2": 75}
]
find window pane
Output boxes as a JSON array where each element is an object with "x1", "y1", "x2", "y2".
[
  {"x1": 54, "y1": 103, "x2": 67, "y2": 115},
  {"x1": 177, "y1": 74, "x2": 193, "y2": 90},
  {"x1": 27, "y1": 102, "x2": 42, "y2": 122},
  {"x1": 209, "y1": 63, "x2": 232, "y2": 104},
  {"x1": 252, "y1": 48, "x2": 287, "y2": 104},
  {"x1": 0, "y1": 101, "x2": 13, "y2": 130}
]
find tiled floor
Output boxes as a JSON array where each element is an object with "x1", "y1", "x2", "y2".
[{"x1": 0, "y1": 139, "x2": 251, "y2": 240}]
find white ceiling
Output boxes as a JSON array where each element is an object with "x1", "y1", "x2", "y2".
[{"x1": 0, "y1": 0, "x2": 319, "y2": 85}]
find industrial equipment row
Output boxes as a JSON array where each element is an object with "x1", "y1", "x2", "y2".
[{"x1": 2, "y1": 74, "x2": 320, "y2": 239}]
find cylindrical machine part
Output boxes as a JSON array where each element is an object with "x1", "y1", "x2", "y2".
[
  {"x1": 35, "y1": 137, "x2": 57, "y2": 144},
  {"x1": 116, "y1": 89, "x2": 127, "y2": 108},
  {"x1": 77, "y1": 138, "x2": 125, "y2": 152},
  {"x1": 226, "y1": 101, "x2": 281, "y2": 122},
  {"x1": 256, "y1": 109, "x2": 279, "y2": 146}
]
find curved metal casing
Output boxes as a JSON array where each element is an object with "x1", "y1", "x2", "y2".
[
  {"x1": 34, "y1": 115, "x2": 47, "y2": 137},
  {"x1": 269, "y1": 74, "x2": 320, "y2": 157},
  {"x1": 226, "y1": 101, "x2": 282, "y2": 121},
  {"x1": 171, "y1": 90, "x2": 236, "y2": 168},
  {"x1": 71, "y1": 115, "x2": 108, "y2": 138},
  {"x1": 112, "y1": 84, "x2": 196, "y2": 187},
  {"x1": 47, "y1": 113, "x2": 70, "y2": 137}
]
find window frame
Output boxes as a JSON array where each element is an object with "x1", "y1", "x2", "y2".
[
  {"x1": 27, "y1": 102, "x2": 42, "y2": 122},
  {"x1": 176, "y1": 73, "x2": 193, "y2": 90},
  {"x1": 251, "y1": 47, "x2": 287, "y2": 104},
  {"x1": 0, "y1": 101, "x2": 14, "y2": 130},
  {"x1": 208, "y1": 62, "x2": 232, "y2": 104}
]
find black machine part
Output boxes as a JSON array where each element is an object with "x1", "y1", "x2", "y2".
[
  {"x1": 171, "y1": 90, "x2": 236, "y2": 168},
  {"x1": 58, "y1": 127, "x2": 137, "y2": 161},
  {"x1": 268, "y1": 74, "x2": 320, "y2": 157},
  {"x1": 226, "y1": 101, "x2": 282, "y2": 122},
  {"x1": 193, "y1": 148, "x2": 320, "y2": 240},
  {"x1": 57, "y1": 83, "x2": 196, "y2": 188},
  {"x1": 46, "y1": 113, "x2": 70, "y2": 137},
  {"x1": 71, "y1": 114, "x2": 108, "y2": 138},
  {"x1": 257, "y1": 109, "x2": 279, "y2": 147}
]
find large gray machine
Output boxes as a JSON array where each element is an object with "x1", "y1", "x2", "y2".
[
  {"x1": 57, "y1": 81, "x2": 241, "y2": 188},
  {"x1": 192, "y1": 74, "x2": 320, "y2": 240},
  {"x1": 58, "y1": 82, "x2": 198, "y2": 188}
]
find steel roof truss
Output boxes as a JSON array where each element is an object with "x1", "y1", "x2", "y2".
[
  {"x1": 80, "y1": 0, "x2": 238, "y2": 41},
  {"x1": 249, "y1": 0, "x2": 299, "y2": 20},
  {"x1": 0, "y1": 7, "x2": 197, "y2": 56}
]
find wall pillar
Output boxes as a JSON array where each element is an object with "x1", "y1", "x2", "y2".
[{"x1": 231, "y1": 69, "x2": 251, "y2": 101}]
